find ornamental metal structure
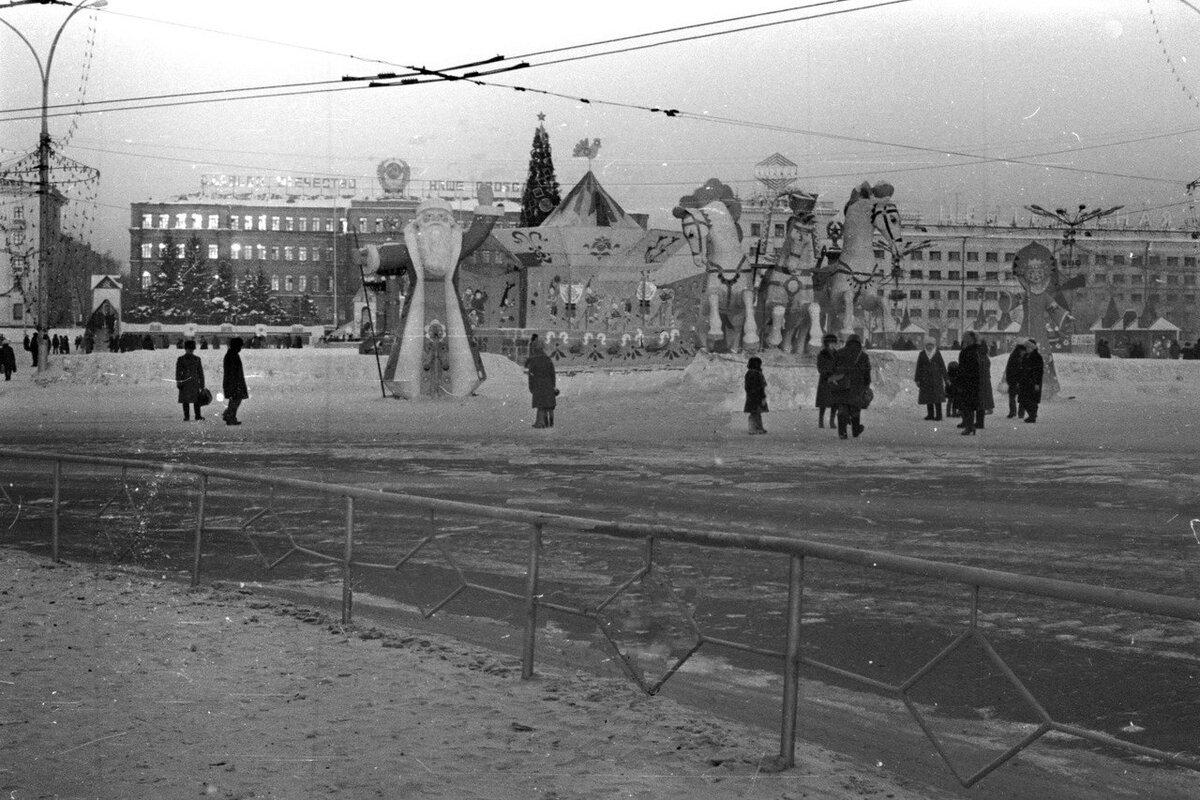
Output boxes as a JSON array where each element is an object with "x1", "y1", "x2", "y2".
[{"x1": 5, "y1": 449, "x2": 1200, "y2": 787}]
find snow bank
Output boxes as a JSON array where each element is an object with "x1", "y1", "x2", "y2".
[{"x1": 20, "y1": 346, "x2": 1200, "y2": 410}]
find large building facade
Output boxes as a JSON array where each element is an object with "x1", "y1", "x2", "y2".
[{"x1": 128, "y1": 160, "x2": 524, "y2": 331}]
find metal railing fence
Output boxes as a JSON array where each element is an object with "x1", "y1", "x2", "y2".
[{"x1": 2, "y1": 448, "x2": 1198, "y2": 786}]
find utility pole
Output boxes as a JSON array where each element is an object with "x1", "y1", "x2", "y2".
[{"x1": 0, "y1": 0, "x2": 107, "y2": 372}]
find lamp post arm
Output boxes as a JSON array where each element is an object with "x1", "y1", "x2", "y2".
[{"x1": 0, "y1": 16, "x2": 47, "y2": 85}]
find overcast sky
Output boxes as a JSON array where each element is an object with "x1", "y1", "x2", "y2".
[{"x1": 2, "y1": 0, "x2": 1199, "y2": 263}]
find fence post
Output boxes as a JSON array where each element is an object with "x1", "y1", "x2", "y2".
[
  {"x1": 521, "y1": 522, "x2": 543, "y2": 680},
  {"x1": 341, "y1": 495, "x2": 354, "y2": 624},
  {"x1": 51, "y1": 460, "x2": 61, "y2": 562},
  {"x1": 191, "y1": 473, "x2": 208, "y2": 587},
  {"x1": 779, "y1": 554, "x2": 804, "y2": 768}
]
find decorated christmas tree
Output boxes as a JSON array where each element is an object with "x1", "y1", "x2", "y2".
[{"x1": 519, "y1": 112, "x2": 561, "y2": 227}]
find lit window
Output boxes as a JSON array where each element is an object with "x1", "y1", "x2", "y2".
[
  {"x1": 298, "y1": 247, "x2": 307, "y2": 261},
  {"x1": 312, "y1": 248, "x2": 320, "y2": 263},
  {"x1": 12, "y1": 303, "x2": 23, "y2": 321},
  {"x1": 176, "y1": 243, "x2": 186, "y2": 257},
  {"x1": 271, "y1": 275, "x2": 280, "y2": 291},
  {"x1": 176, "y1": 213, "x2": 187, "y2": 228},
  {"x1": 208, "y1": 214, "x2": 219, "y2": 229},
  {"x1": 159, "y1": 214, "x2": 169, "y2": 228},
  {"x1": 208, "y1": 244, "x2": 218, "y2": 260},
  {"x1": 271, "y1": 246, "x2": 280, "y2": 261},
  {"x1": 325, "y1": 248, "x2": 333, "y2": 261},
  {"x1": 231, "y1": 244, "x2": 241, "y2": 260},
  {"x1": 230, "y1": 215, "x2": 240, "y2": 230},
  {"x1": 258, "y1": 215, "x2": 267, "y2": 230},
  {"x1": 375, "y1": 218, "x2": 383, "y2": 233},
  {"x1": 191, "y1": 213, "x2": 203, "y2": 229},
  {"x1": 298, "y1": 275, "x2": 307, "y2": 292},
  {"x1": 140, "y1": 243, "x2": 153, "y2": 259},
  {"x1": 157, "y1": 243, "x2": 167, "y2": 257},
  {"x1": 141, "y1": 270, "x2": 152, "y2": 288},
  {"x1": 141, "y1": 213, "x2": 153, "y2": 228},
  {"x1": 298, "y1": 218, "x2": 308, "y2": 232},
  {"x1": 271, "y1": 216, "x2": 280, "y2": 231},
  {"x1": 285, "y1": 275, "x2": 294, "y2": 291},
  {"x1": 285, "y1": 217, "x2": 294, "y2": 231},
  {"x1": 284, "y1": 247, "x2": 294, "y2": 261},
  {"x1": 257, "y1": 244, "x2": 267, "y2": 260}
]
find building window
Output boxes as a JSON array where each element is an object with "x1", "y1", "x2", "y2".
[
  {"x1": 327, "y1": 276, "x2": 335, "y2": 292},
  {"x1": 909, "y1": 290, "x2": 922, "y2": 299},
  {"x1": 910, "y1": 250, "x2": 923, "y2": 260},
  {"x1": 358, "y1": 218, "x2": 367, "y2": 233},
  {"x1": 947, "y1": 309, "x2": 960, "y2": 318},
  {"x1": 985, "y1": 251, "x2": 998, "y2": 262},
  {"x1": 966, "y1": 271, "x2": 979, "y2": 280},
  {"x1": 257, "y1": 244, "x2": 267, "y2": 261},
  {"x1": 985, "y1": 271, "x2": 999, "y2": 281},
  {"x1": 285, "y1": 275, "x2": 294, "y2": 291},
  {"x1": 312, "y1": 248, "x2": 320, "y2": 263},
  {"x1": 299, "y1": 247, "x2": 307, "y2": 261},
  {"x1": 230, "y1": 215, "x2": 240, "y2": 230},
  {"x1": 1185, "y1": 257, "x2": 1196, "y2": 268},
  {"x1": 208, "y1": 244, "x2": 218, "y2": 260},
  {"x1": 966, "y1": 251, "x2": 979, "y2": 262},
  {"x1": 1131, "y1": 293, "x2": 1142, "y2": 303},
  {"x1": 948, "y1": 251, "x2": 960, "y2": 262},
  {"x1": 1004, "y1": 252, "x2": 1015, "y2": 262},
  {"x1": 929, "y1": 270, "x2": 942, "y2": 280},
  {"x1": 157, "y1": 243, "x2": 167, "y2": 257},
  {"x1": 298, "y1": 217, "x2": 308, "y2": 232},
  {"x1": 749, "y1": 223, "x2": 761, "y2": 237},
  {"x1": 1112, "y1": 255, "x2": 1125, "y2": 265},
  {"x1": 271, "y1": 275, "x2": 280, "y2": 291},
  {"x1": 284, "y1": 247, "x2": 294, "y2": 261},
  {"x1": 140, "y1": 243, "x2": 153, "y2": 259},
  {"x1": 285, "y1": 217, "x2": 294, "y2": 231},
  {"x1": 1094, "y1": 254, "x2": 1107, "y2": 265},
  {"x1": 271, "y1": 246, "x2": 280, "y2": 261},
  {"x1": 948, "y1": 290, "x2": 960, "y2": 300},
  {"x1": 1131, "y1": 273, "x2": 1143, "y2": 284},
  {"x1": 325, "y1": 247, "x2": 334, "y2": 262},
  {"x1": 189, "y1": 213, "x2": 201, "y2": 229},
  {"x1": 231, "y1": 244, "x2": 241, "y2": 260},
  {"x1": 948, "y1": 270, "x2": 961, "y2": 281},
  {"x1": 324, "y1": 217, "x2": 333, "y2": 232},
  {"x1": 159, "y1": 214, "x2": 170, "y2": 228},
  {"x1": 984, "y1": 291, "x2": 998, "y2": 301},
  {"x1": 929, "y1": 251, "x2": 942, "y2": 261},
  {"x1": 928, "y1": 290, "x2": 941, "y2": 300},
  {"x1": 176, "y1": 243, "x2": 186, "y2": 257},
  {"x1": 175, "y1": 213, "x2": 187, "y2": 228},
  {"x1": 141, "y1": 213, "x2": 153, "y2": 228},
  {"x1": 910, "y1": 308, "x2": 923, "y2": 318},
  {"x1": 271, "y1": 216, "x2": 280, "y2": 231},
  {"x1": 298, "y1": 275, "x2": 307, "y2": 292},
  {"x1": 1185, "y1": 275, "x2": 1196, "y2": 286},
  {"x1": 207, "y1": 214, "x2": 219, "y2": 229},
  {"x1": 11, "y1": 302, "x2": 22, "y2": 321},
  {"x1": 773, "y1": 224, "x2": 784, "y2": 237},
  {"x1": 1112, "y1": 274, "x2": 1125, "y2": 284},
  {"x1": 1166, "y1": 256, "x2": 1179, "y2": 267},
  {"x1": 1132, "y1": 256, "x2": 1143, "y2": 268},
  {"x1": 909, "y1": 269, "x2": 923, "y2": 280}
]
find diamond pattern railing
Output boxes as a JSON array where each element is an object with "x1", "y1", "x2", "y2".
[{"x1": 8, "y1": 450, "x2": 1200, "y2": 788}]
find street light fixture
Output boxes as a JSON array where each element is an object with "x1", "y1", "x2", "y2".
[
  {"x1": 1024, "y1": 203, "x2": 1123, "y2": 280},
  {"x1": 0, "y1": 0, "x2": 107, "y2": 372}
]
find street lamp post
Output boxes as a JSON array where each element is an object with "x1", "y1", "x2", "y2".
[
  {"x1": 1024, "y1": 203, "x2": 1123, "y2": 283},
  {"x1": 0, "y1": 0, "x2": 107, "y2": 373}
]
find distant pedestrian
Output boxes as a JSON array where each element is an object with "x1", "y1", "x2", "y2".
[
  {"x1": 1004, "y1": 342, "x2": 1027, "y2": 419},
  {"x1": 1169, "y1": 339, "x2": 1181, "y2": 360},
  {"x1": 976, "y1": 342, "x2": 994, "y2": 430},
  {"x1": 0, "y1": 336, "x2": 15, "y2": 380},
  {"x1": 829, "y1": 333, "x2": 871, "y2": 439},
  {"x1": 1018, "y1": 338, "x2": 1045, "y2": 423},
  {"x1": 60, "y1": 335, "x2": 69, "y2": 355},
  {"x1": 815, "y1": 333, "x2": 839, "y2": 429},
  {"x1": 1096, "y1": 338, "x2": 1111, "y2": 359},
  {"x1": 222, "y1": 337, "x2": 248, "y2": 426},
  {"x1": 743, "y1": 355, "x2": 768, "y2": 434},
  {"x1": 945, "y1": 361, "x2": 960, "y2": 419},
  {"x1": 524, "y1": 335, "x2": 557, "y2": 429},
  {"x1": 913, "y1": 337, "x2": 946, "y2": 421},
  {"x1": 955, "y1": 333, "x2": 981, "y2": 435},
  {"x1": 175, "y1": 339, "x2": 206, "y2": 422}
]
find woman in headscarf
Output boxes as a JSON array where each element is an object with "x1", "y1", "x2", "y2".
[{"x1": 829, "y1": 334, "x2": 871, "y2": 439}]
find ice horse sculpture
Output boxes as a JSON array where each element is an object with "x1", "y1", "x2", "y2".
[
  {"x1": 826, "y1": 181, "x2": 903, "y2": 338},
  {"x1": 759, "y1": 190, "x2": 823, "y2": 354},
  {"x1": 674, "y1": 179, "x2": 758, "y2": 352}
]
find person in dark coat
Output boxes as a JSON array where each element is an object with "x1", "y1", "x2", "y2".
[
  {"x1": 222, "y1": 337, "x2": 248, "y2": 426},
  {"x1": 175, "y1": 339, "x2": 206, "y2": 422},
  {"x1": 976, "y1": 342, "x2": 994, "y2": 430},
  {"x1": 1003, "y1": 342, "x2": 1027, "y2": 419},
  {"x1": 0, "y1": 336, "x2": 16, "y2": 380},
  {"x1": 1018, "y1": 338, "x2": 1045, "y2": 423},
  {"x1": 829, "y1": 333, "x2": 871, "y2": 439},
  {"x1": 524, "y1": 335, "x2": 557, "y2": 429},
  {"x1": 815, "y1": 333, "x2": 839, "y2": 429},
  {"x1": 743, "y1": 355, "x2": 768, "y2": 434},
  {"x1": 913, "y1": 338, "x2": 947, "y2": 421},
  {"x1": 1096, "y1": 338, "x2": 1111, "y2": 358},
  {"x1": 955, "y1": 332, "x2": 981, "y2": 435},
  {"x1": 944, "y1": 361, "x2": 960, "y2": 419}
]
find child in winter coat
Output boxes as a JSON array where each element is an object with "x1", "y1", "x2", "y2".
[
  {"x1": 743, "y1": 356, "x2": 768, "y2": 434},
  {"x1": 945, "y1": 361, "x2": 960, "y2": 419}
]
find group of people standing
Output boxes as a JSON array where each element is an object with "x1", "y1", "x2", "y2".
[
  {"x1": 913, "y1": 332, "x2": 1044, "y2": 435},
  {"x1": 173, "y1": 337, "x2": 249, "y2": 425},
  {"x1": 749, "y1": 332, "x2": 873, "y2": 439}
]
